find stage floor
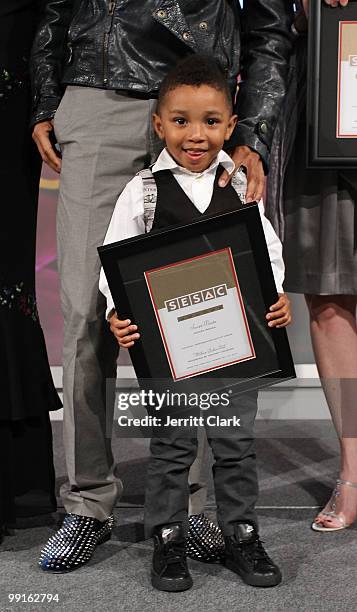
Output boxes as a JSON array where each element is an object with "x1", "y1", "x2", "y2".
[{"x1": 1, "y1": 421, "x2": 356, "y2": 611}]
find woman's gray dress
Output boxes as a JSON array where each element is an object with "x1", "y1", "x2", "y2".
[{"x1": 265, "y1": 36, "x2": 357, "y2": 295}]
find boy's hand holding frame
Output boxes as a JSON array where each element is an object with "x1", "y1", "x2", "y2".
[
  {"x1": 109, "y1": 292, "x2": 292, "y2": 349},
  {"x1": 109, "y1": 317, "x2": 140, "y2": 348}
]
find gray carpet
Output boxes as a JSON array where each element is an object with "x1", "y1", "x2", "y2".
[{"x1": 1, "y1": 422, "x2": 356, "y2": 612}]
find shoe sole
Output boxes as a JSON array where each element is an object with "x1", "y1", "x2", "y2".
[
  {"x1": 224, "y1": 559, "x2": 282, "y2": 588},
  {"x1": 39, "y1": 532, "x2": 112, "y2": 574},
  {"x1": 151, "y1": 571, "x2": 193, "y2": 592}
]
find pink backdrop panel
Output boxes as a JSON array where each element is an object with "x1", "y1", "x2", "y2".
[{"x1": 36, "y1": 164, "x2": 130, "y2": 366}]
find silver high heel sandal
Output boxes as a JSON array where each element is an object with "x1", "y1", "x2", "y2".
[{"x1": 311, "y1": 479, "x2": 357, "y2": 532}]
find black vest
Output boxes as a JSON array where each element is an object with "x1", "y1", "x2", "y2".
[{"x1": 151, "y1": 167, "x2": 243, "y2": 232}]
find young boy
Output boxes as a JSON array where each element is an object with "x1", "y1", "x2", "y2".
[{"x1": 99, "y1": 55, "x2": 291, "y2": 592}]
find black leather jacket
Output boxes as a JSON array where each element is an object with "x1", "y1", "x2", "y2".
[{"x1": 30, "y1": 0, "x2": 294, "y2": 168}]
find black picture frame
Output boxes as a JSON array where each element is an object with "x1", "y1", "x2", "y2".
[
  {"x1": 98, "y1": 207, "x2": 295, "y2": 396},
  {"x1": 307, "y1": 0, "x2": 357, "y2": 167}
]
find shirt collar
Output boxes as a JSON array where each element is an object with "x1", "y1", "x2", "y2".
[{"x1": 152, "y1": 148, "x2": 235, "y2": 178}]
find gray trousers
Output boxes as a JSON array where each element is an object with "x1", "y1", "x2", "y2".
[{"x1": 53, "y1": 87, "x2": 209, "y2": 520}]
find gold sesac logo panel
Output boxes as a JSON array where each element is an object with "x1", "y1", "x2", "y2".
[{"x1": 165, "y1": 284, "x2": 228, "y2": 312}]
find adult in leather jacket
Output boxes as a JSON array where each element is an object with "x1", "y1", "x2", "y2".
[
  {"x1": 31, "y1": 0, "x2": 294, "y2": 190},
  {"x1": 31, "y1": 0, "x2": 294, "y2": 575}
]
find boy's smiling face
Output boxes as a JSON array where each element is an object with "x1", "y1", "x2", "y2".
[{"x1": 153, "y1": 84, "x2": 237, "y2": 173}]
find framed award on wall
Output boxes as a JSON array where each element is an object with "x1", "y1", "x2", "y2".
[{"x1": 307, "y1": 1, "x2": 357, "y2": 167}]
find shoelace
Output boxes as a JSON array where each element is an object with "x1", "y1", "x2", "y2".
[
  {"x1": 161, "y1": 543, "x2": 187, "y2": 571},
  {"x1": 240, "y1": 538, "x2": 270, "y2": 563}
]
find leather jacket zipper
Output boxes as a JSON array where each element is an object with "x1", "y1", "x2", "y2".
[{"x1": 103, "y1": 1, "x2": 116, "y2": 85}]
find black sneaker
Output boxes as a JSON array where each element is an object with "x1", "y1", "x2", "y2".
[
  {"x1": 38, "y1": 513, "x2": 114, "y2": 573},
  {"x1": 151, "y1": 524, "x2": 193, "y2": 592},
  {"x1": 224, "y1": 523, "x2": 282, "y2": 587},
  {"x1": 186, "y1": 514, "x2": 225, "y2": 563}
]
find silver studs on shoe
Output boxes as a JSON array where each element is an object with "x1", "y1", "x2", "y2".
[
  {"x1": 38, "y1": 513, "x2": 115, "y2": 573},
  {"x1": 186, "y1": 514, "x2": 225, "y2": 563}
]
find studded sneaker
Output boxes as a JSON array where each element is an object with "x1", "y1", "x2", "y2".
[
  {"x1": 38, "y1": 513, "x2": 114, "y2": 573},
  {"x1": 151, "y1": 523, "x2": 193, "y2": 592},
  {"x1": 186, "y1": 513, "x2": 225, "y2": 563},
  {"x1": 224, "y1": 522, "x2": 282, "y2": 587}
]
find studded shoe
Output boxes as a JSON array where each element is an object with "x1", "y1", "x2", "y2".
[
  {"x1": 186, "y1": 513, "x2": 225, "y2": 563},
  {"x1": 38, "y1": 513, "x2": 115, "y2": 573}
]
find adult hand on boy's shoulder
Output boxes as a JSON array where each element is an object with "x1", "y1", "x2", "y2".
[
  {"x1": 109, "y1": 312, "x2": 140, "y2": 348},
  {"x1": 219, "y1": 146, "x2": 265, "y2": 204},
  {"x1": 266, "y1": 293, "x2": 292, "y2": 329}
]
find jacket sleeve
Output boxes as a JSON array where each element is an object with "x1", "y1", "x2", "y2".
[
  {"x1": 30, "y1": 0, "x2": 74, "y2": 127},
  {"x1": 258, "y1": 203, "x2": 284, "y2": 293},
  {"x1": 230, "y1": 0, "x2": 294, "y2": 172}
]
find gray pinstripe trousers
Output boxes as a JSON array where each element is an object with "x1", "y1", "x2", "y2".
[{"x1": 53, "y1": 86, "x2": 209, "y2": 520}]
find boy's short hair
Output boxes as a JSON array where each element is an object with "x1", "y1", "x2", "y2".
[{"x1": 157, "y1": 54, "x2": 233, "y2": 113}]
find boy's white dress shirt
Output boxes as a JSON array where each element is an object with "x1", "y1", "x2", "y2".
[{"x1": 99, "y1": 149, "x2": 285, "y2": 317}]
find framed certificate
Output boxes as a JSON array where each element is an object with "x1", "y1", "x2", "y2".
[
  {"x1": 144, "y1": 248, "x2": 256, "y2": 381},
  {"x1": 307, "y1": 1, "x2": 357, "y2": 167},
  {"x1": 337, "y1": 21, "x2": 357, "y2": 138},
  {"x1": 98, "y1": 207, "x2": 295, "y2": 395}
]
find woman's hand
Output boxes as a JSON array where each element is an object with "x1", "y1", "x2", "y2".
[
  {"x1": 303, "y1": 0, "x2": 349, "y2": 17},
  {"x1": 324, "y1": 0, "x2": 349, "y2": 6}
]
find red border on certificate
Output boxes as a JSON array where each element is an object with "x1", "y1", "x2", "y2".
[
  {"x1": 144, "y1": 248, "x2": 256, "y2": 382},
  {"x1": 337, "y1": 21, "x2": 357, "y2": 139}
]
